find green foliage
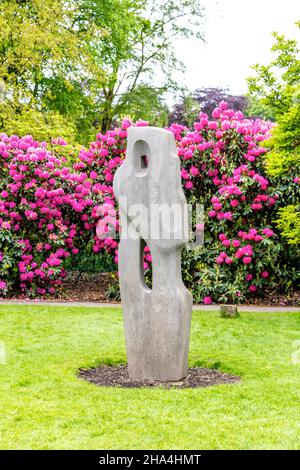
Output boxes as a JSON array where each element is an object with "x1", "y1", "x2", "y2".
[
  {"x1": 92, "y1": 0, "x2": 205, "y2": 131},
  {"x1": 276, "y1": 206, "x2": 300, "y2": 245},
  {"x1": 0, "y1": 106, "x2": 77, "y2": 142},
  {"x1": 249, "y1": 24, "x2": 300, "y2": 246},
  {"x1": 116, "y1": 85, "x2": 169, "y2": 127},
  {"x1": 105, "y1": 274, "x2": 122, "y2": 301},
  {"x1": 0, "y1": 0, "x2": 205, "y2": 141},
  {"x1": 244, "y1": 95, "x2": 276, "y2": 121},
  {"x1": 65, "y1": 250, "x2": 116, "y2": 273},
  {"x1": 264, "y1": 104, "x2": 300, "y2": 245},
  {"x1": 168, "y1": 93, "x2": 201, "y2": 127},
  {"x1": 0, "y1": 0, "x2": 103, "y2": 144},
  {"x1": 247, "y1": 22, "x2": 300, "y2": 118}
]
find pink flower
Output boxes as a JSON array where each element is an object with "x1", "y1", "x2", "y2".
[
  {"x1": 213, "y1": 202, "x2": 222, "y2": 211},
  {"x1": 249, "y1": 284, "x2": 257, "y2": 293},
  {"x1": 262, "y1": 227, "x2": 274, "y2": 237},
  {"x1": 107, "y1": 137, "x2": 115, "y2": 146},
  {"x1": 245, "y1": 274, "x2": 253, "y2": 281},
  {"x1": 221, "y1": 120, "x2": 231, "y2": 131},
  {"x1": 190, "y1": 166, "x2": 199, "y2": 176},
  {"x1": 185, "y1": 149, "x2": 195, "y2": 160},
  {"x1": 219, "y1": 101, "x2": 228, "y2": 111},
  {"x1": 203, "y1": 296, "x2": 212, "y2": 305},
  {"x1": 243, "y1": 256, "x2": 252, "y2": 265},
  {"x1": 99, "y1": 148, "x2": 109, "y2": 157},
  {"x1": 211, "y1": 196, "x2": 219, "y2": 204},
  {"x1": 136, "y1": 120, "x2": 148, "y2": 127},
  {"x1": 73, "y1": 203, "x2": 84, "y2": 212},
  {"x1": 208, "y1": 210, "x2": 216, "y2": 218},
  {"x1": 219, "y1": 233, "x2": 227, "y2": 241},
  {"x1": 185, "y1": 181, "x2": 194, "y2": 190},
  {"x1": 223, "y1": 212, "x2": 233, "y2": 220},
  {"x1": 232, "y1": 239, "x2": 240, "y2": 248},
  {"x1": 181, "y1": 169, "x2": 189, "y2": 180},
  {"x1": 208, "y1": 121, "x2": 218, "y2": 130},
  {"x1": 251, "y1": 203, "x2": 263, "y2": 211},
  {"x1": 261, "y1": 271, "x2": 269, "y2": 279},
  {"x1": 230, "y1": 199, "x2": 239, "y2": 207},
  {"x1": 90, "y1": 171, "x2": 98, "y2": 179}
]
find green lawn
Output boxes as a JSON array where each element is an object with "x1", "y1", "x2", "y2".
[{"x1": 0, "y1": 305, "x2": 299, "y2": 450}]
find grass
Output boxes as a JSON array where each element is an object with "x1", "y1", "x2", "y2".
[{"x1": 0, "y1": 305, "x2": 299, "y2": 450}]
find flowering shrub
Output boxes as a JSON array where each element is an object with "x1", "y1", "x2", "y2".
[
  {"x1": 0, "y1": 134, "x2": 117, "y2": 297},
  {"x1": 169, "y1": 103, "x2": 283, "y2": 303},
  {"x1": 0, "y1": 102, "x2": 298, "y2": 302}
]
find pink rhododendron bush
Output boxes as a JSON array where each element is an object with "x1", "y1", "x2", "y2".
[
  {"x1": 0, "y1": 101, "x2": 298, "y2": 302},
  {"x1": 0, "y1": 135, "x2": 117, "y2": 297}
]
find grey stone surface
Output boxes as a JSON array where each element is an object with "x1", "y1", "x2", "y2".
[{"x1": 113, "y1": 127, "x2": 192, "y2": 381}]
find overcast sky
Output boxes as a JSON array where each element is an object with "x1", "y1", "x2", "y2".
[{"x1": 174, "y1": 0, "x2": 300, "y2": 95}]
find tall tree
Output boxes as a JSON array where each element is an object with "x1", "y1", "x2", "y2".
[
  {"x1": 84, "y1": 0, "x2": 205, "y2": 132},
  {"x1": 0, "y1": 0, "x2": 104, "y2": 142},
  {"x1": 0, "y1": 0, "x2": 205, "y2": 142},
  {"x1": 168, "y1": 88, "x2": 247, "y2": 126},
  {"x1": 248, "y1": 23, "x2": 300, "y2": 246},
  {"x1": 247, "y1": 22, "x2": 300, "y2": 118}
]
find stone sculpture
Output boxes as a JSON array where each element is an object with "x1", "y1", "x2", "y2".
[{"x1": 113, "y1": 127, "x2": 192, "y2": 381}]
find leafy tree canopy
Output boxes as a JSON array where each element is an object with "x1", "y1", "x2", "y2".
[
  {"x1": 0, "y1": 0, "x2": 205, "y2": 143},
  {"x1": 168, "y1": 88, "x2": 247, "y2": 126},
  {"x1": 247, "y1": 22, "x2": 300, "y2": 118},
  {"x1": 250, "y1": 23, "x2": 300, "y2": 245}
]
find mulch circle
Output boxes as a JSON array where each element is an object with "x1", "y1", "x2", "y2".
[{"x1": 78, "y1": 365, "x2": 240, "y2": 389}]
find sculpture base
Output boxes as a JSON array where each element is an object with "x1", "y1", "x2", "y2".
[
  {"x1": 122, "y1": 289, "x2": 193, "y2": 382},
  {"x1": 79, "y1": 365, "x2": 240, "y2": 388}
]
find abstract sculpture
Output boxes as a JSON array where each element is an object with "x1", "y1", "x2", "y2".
[{"x1": 113, "y1": 127, "x2": 192, "y2": 381}]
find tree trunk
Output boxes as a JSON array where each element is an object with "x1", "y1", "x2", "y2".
[{"x1": 101, "y1": 88, "x2": 114, "y2": 133}]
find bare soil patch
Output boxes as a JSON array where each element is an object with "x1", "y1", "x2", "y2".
[{"x1": 79, "y1": 365, "x2": 240, "y2": 389}]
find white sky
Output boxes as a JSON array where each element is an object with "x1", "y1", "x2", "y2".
[{"x1": 174, "y1": 0, "x2": 300, "y2": 95}]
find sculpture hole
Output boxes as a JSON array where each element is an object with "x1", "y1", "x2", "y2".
[
  {"x1": 133, "y1": 140, "x2": 150, "y2": 176},
  {"x1": 141, "y1": 239, "x2": 152, "y2": 289},
  {"x1": 140, "y1": 155, "x2": 148, "y2": 169}
]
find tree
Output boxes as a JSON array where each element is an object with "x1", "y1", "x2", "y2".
[
  {"x1": 116, "y1": 85, "x2": 169, "y2": 127},
  {"x1": 168, "y1": 93, "x2": 201, "y2": 127},
  {"x1": 248, "y1": 23, "x2": 300, "y2": 245},
  {"x1": 0, "y1": 0, "x2": 205, "y2": 142},
  {"x1": 264, "y1": 102, "x2": 300, "y2": 245},
  {"x1": 0, "y1": 0, "x2": 104, "y2": 143},
  {"x1": 247, "y1": 22, "x2": 300, "y2": 118},
  {"x1": 168, "y1": 88, "x2": 247, "y2": 126},
  {"x1": 87, "y1": 0, "x2": 205, "y2": 132},
  {"x1": 193, "y1": 87, "x2": 248, "y2": 117},
  {"x1": 244, "y1": 95, "x2": 275, "y2": 121}
]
